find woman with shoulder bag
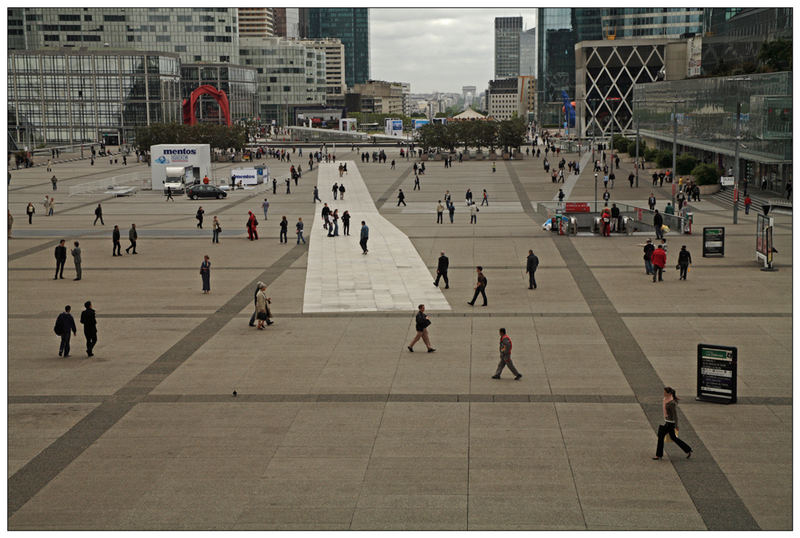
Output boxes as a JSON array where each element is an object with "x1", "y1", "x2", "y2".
[
  {"x1": 212, "y1": 216, "x2": 221, "y2": 244},
  {"x1": 653, "y1": 386, "x2": 693, "y2": 460},
  {"x1": 255, "y1": 284, "x2": 272, "y2": 329},
  {"x1": 407, "y1": 304, "x2": 435, "y2": 353}
]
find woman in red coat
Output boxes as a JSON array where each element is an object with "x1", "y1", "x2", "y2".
[
  {"x1": 601, "y1": 207, "x2": 611, "y2": 237},
  {"x1": 247, "y1": 211, "x2": 259, "y2": 240}
]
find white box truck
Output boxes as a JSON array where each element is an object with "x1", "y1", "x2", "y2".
[{"x1": 150, "y1": 144, "x2": 211, "y2": 192}]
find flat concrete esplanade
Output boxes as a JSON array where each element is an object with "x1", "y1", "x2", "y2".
[{"x1": 7, "y1": 146, "x2": 792, "y2": 530}]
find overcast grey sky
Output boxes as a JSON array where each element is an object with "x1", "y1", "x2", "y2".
[{"x1": 370, "y1": 8, "x2": 537, "y2": 94}]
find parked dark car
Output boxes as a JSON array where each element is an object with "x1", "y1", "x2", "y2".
[{"x1": 186, "y1": 184, "x2": 227, "y2": 200}]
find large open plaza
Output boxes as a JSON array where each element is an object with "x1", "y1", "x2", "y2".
[{"x1": 6, "y1": 145, "x2": 792, "y2": 530}]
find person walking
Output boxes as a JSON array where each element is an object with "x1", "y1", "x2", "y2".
[
  {"x1": 279, "y1": 216, "x2": 288, "y2": 244},
  {"x1": 744, "y1": 195, "x2": 752, "y2": 215},
  {"x1": 413, "y1": 175, "x2": 420, "y2": 190},
  {"x1": 653, "y1": 209, "x2": 664, "y2": 240},
  {"x1": 51, "y1": 175, "x2": 58, "y2": 191},
  {"x1": 54, "y1": 305, "x2": 77, "y2": 357},
  {"x1": 469, "y1": 202, "x2": 478, "y2": 224},
  {"x1": 26, "y1": 202, "x2": 35, "y2": 224},
  {"x1": 8, "y1": 210, "x2": 13, "y2": 239},
  {"x1": 94, "y1": 204, "x2": 104, "y2": 225},
  {"x1": 448, "y1": 201, "x2": 455, "y2": 223},
  {"x1": 285, "y1": 177, "x2": 291, "y2": 194},
  {"x1": 407, "y1": 304, "x2": 436, "y2": 353},
  {"x1": 342, "y1": 210, "x2": 351, "y2": 236},
  {"x1": 465, "y1": 188, "x2": 473, "y2": 205},
  {"x1": 648, "y1": 193, "x2": 656, "y2": 211},
  {"x1": 200, "y1": 255, "x2": 211, "y2": 294},
  {"x1": 247, "y1": 211, "x2": 259, "y2": 240},
  {"x1": 262, "y1": 198, "x2": 270, "y2": 220},
  {"x1": 255, "y1": 283, "x2": 272, "y2": 329},
  {"x1": 397, "y1": 189, "x2": 406, "y2": 206},
  {"x1": 481, "y1": 189, "x2": 488, "y2": 206},
  {"x1": 359, "y1": 221, "x2": 369, "y2": 254},
  {"x1": 492, "y1": 328, "x2": 522, "y2": 380},
  {"x1": 339, "y1": 183, "x2": 345, "y2": 200},
  {"x1": 321, "y1": 203, "x2": 330, "y2": 230},
  {"x1": 112, "y1": 225, "x2": 122, "y2": 256},
  {"x1": 248, "y1": 281, "x2": 264, "y2": 327},
  {"x1": 436, "y1": 200, "x2": 444, "y2": 224},
  {"x1": 196, "y1": 206, "x2": 205, "y2": 229},
  {"x1": 332, "y1": 182, "x2": 338, "y2": 200},
  {"x1": 71, "y1": 241, "x2": 82, "y2": 280},
  {"x1": 642, "y1": 239, "x2": 654, "y2": 275},
  {"x1": 492, "y1": 161, "x2": 496, "y2": 173},
  {"x1": 296, "y1": 217, "x2": 306, "y2": 244},
  {"x1": 165, "y1": 186, "x2": 174, "y2": 201},
  {"x1": 212, "y1": 216, "x2": 221, "y2": 243},
  {"x1": 558, "y1": 189, "x2": 565, "y2": 206},
  {"x1": 526, "y1": 249, "x2": 539, "y2": 289},
  {"x1": 313, "y1": 186, "x2": 321, "y2": 203},
  {"x1": 125, "y1": 223, "x2": 138, "y2": 254},
  {"x1": 54, "y1": 239, "x2": 67, "y2": 279},
  {"x1": 272, "y1": 177, "x2": 277, "y2": 194},
  {"x1": 653, "y1": 387, "x2": 692, "y2": 460},
  {"x1": 80, "y1": 301, "x2": 97, "y2": 357},
  {"x1": 677, "y1": 245, "x2": 692, "y2": 280},
  {"x1": 433, "y1": 251, "x2": 449, "y2": 289},
  {"x1": 467, "y1": 266, "x2": 488, "y2": 306},
  {"x1": 651, "y1": 244, "x2": 666, "y2": 282}
]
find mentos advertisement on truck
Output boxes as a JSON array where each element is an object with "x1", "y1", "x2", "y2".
[{"x1": 150, "y1": 144, "x2": 211, "y2": 190}]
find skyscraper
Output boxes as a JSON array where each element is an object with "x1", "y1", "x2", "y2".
[
  {"x1": 601, "y1": 8, "x2": 703, "y2": 39},
  {"x1": 494, "y1": 16, "x2": 522, "y2": 78},
  {"x1": 238, "y1": 8, "x2": 274, "y2": 38},
  {"x1": 306, "y1": 8, "x2": 369, "y2": 89},
  {"x1": 519, "y1": 27, "x2": 536, "y2": 77}
]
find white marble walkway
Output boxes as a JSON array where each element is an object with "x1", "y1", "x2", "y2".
[{"x1": 303, "y1": 162, "x2": 451, "y2": 313}]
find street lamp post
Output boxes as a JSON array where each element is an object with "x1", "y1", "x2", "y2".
[
  {"x1": 733, "y1": 102, "x2": 741, "y2": 224},
  {"x1": 78, "y1": 89, "x2": 84, "y2": 159},
  {"x1": 594, "y1": 172, "x2": 598, "y2": 212},
  {"x1": 634, "y1": 96, "x2": 640, "y2": 188},
  {"x1": 666, "y1": 99, "x2": 686, "y2": 209}
]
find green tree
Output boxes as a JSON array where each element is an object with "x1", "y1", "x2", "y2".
[
  {"x1": 691, "y1": 163, "x2": 721, "y2": 185},
  {"x1": 613, "y1": 134, "x2": 630, "y2": 153},
  {"x1": 474, "y1": 121, "x2": 498, "y2": 152},
  {"x1": 627, "y1": 138, "x2": 646, "y2": 157},
  {"x1": 644, "y1": 148, "x2": 658, "y2": 162},
  {"x1": 656, "y1": 150, "x2": 673, "y2": 168},
  {"x1": 496, "y1": 118, "x2": 527, "y2": 153},
  {"x1": 758, "y1": 39, "x2": 792, "y2": 72}
]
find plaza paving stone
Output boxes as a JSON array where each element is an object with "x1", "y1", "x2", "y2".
[{"x1": 6, "y1": 144, "x2": 792, "y2": 530}]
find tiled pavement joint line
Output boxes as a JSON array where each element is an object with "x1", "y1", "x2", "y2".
[
  {"x1": 553, "y1": 237, "x2": 760, "y2": 531},
  {"x1": 8, "y1": 393, "x2": 791, "y2": 405},
  {"x1": 7, "y1": 244, "x2": 307, "y2": 518},
  {"x1": 375, "y1": 165, "x2": 413, "y2": 207},
  {"x1": 504, "y1": 161, "x2": 536, "y2": 216}
]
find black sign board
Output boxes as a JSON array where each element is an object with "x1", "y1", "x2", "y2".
[
  {"x1": 697, "y1": 343, "x2": 737, "y2": 403},
  {"x1": 702, "y1": 227, "x2": 725, "y2": 257}
]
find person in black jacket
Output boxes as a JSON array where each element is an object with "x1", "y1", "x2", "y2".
[
  {"x1": 54, "y1": 239, "x2": 67, "y2": 279},
  {"x1": 433, "y1": 251, "x2": 449, "y2": 289},
  {"x1": 80, "y1": 301, "x2": 97, "y2": 357},
  {"x1": 677, "y1": 245, "x2": 692, "y2": 280},
  {"x1": 407, "y1": 304, "x2": 435, "y2": 352},
  {"x1": 94, "y1": 204, "x2": 104, "y2": 225},
  {"x1": 279, "y1": 216, "x2": 288, "y2": 244},
  {"x1": 54, "y1": 305, "x2": 77, "y2": 357},
  {"x1": 526, "y1": 250, "x2": 539, "y2": 289},
  {"x1": 467, "y1": 266, "x2": 488, "y2": 306},
  {"x1": 653, "y1": 386, "x2": 692, "y2": 460},
  {"x1": 642, "y1": 239, "x2": 655, "y2": 275},
  {"x1": 112, "y1": 225, "x2": 122, "y2": 256},
  {"x1": 653, "y1": 210, "x2": 664, "y2": 240}
]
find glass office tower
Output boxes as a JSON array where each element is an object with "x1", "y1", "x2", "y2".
[
  {"x1": 306, "y1": 8, "x2": 369, "y2": 89},
  {"x1": 494, "y1": 16, "x2": 522, "y2": 78}
]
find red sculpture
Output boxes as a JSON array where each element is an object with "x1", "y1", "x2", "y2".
[{"x1": 182, "y1": 85, "x2": 231, "y2": 126}]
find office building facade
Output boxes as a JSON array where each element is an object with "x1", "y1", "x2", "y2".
[
  {"x1": 8, "y1": 48, "x2": 181, "y2": 146},
  {"x1": 601, "y1": 8, "x2": 703, "y2": 39},
  {"x1": 520, "y1": 27, "x2": 536, "y2": 77},
  {"x1": 238, "y1": 37, "x2": 326, "y2": 124},
  {"x1": 487, "y1": 77, "x2": 535, "y2": 121},
  {"x1": 701, "y1": 8, "x2": 792, "y2": 75},
  {"x1": 302, "y1": 38, "x2": 346, "y2": 96},
  {"x1": 306, "y1": 8, "x2": 369, "y2": 88},
  {"x1": 494, "y1": 16, "x2": 522, "y2": 78},
  {"x1": 237, "y1": 8, "x2": 273, "y2": 38},
  {"x1": 180, "y1": 63, "x2": 258, "y2": 123},
  {"x1": 11, "y1": 7, "x2": 240, "y2": 64}
]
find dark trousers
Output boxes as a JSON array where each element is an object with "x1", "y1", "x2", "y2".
[
  {"x1": 528, "y1": 271, "x2": 537, "y2": 289},
  {"x1": 360, "y1": 238, "x2": 368, "y2": 253},
  {"x1": 113, "y1": 240, "x2": 121, "y2": 256},
  {"x1": 653, "y1": 266, "x2": 663, "y2": 282},
  {"x1": 126, "y1": 240, "x2": 137, "y2": 254},
  {"x1": 85, "y1": 331, "x2": 97, "y2": 355},
  {"x1": 343, "y1": 222, "x2": 350, "y2": 235},
  {"x1": 212, "y1": 229, "x2": 220, "y2": 243},
  {"x1": 28, "y1": 213, "x2": 33, "y2": 224},
  {"x1": 59, "y1": 333, "x2": 71, "y2": 356},
  {"x1": 679, "y1": 263, "x2": 688, "y2": 280},
  {"x1": 655, "y1": 422, "x2": 691, "y2": 457},
  {"x1": 397, "y1": 199, "x2": 406, "y2": 206},
  {"x1": 469, "y1": 286, "x2": 487, "y2": 305},
  {"x1": 280, "y1": 230, "x2": 287, "y2": 243},
  {"x1": 434, "y1": 270, "x2": 449, "y2": 287},
  {"x1": 94, "y1": 215, "x2": 104, "y2": 225},
  {"x1": 495, "y1": 357, "x2": 520, "y2": 377},
  {"x1": 437, "y1": 212, "x2": 443, "y2": 224},
  {"x1": 55, "y1": 259, "x2": 65, "y2": 278}
]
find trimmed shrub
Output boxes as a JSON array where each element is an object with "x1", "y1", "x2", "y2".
[
  {"x1": 691, "y1": 163, "x2": 722, "y2": 185},
  {"x1": 627, "y1": 139, "x2": 646, "y2": 157},
  {"x1": 676, "y1": 153, "x2": 699, "y2": 175},
  {"x1": 656, "y1": 150, "x2": 673, "y2": 168},
  {"x1": 613, "y1": 134, "x2": 629, "y2": 153},
  {"x1": 644, "y1": 148, "x2": 658, "y2": 162}
]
